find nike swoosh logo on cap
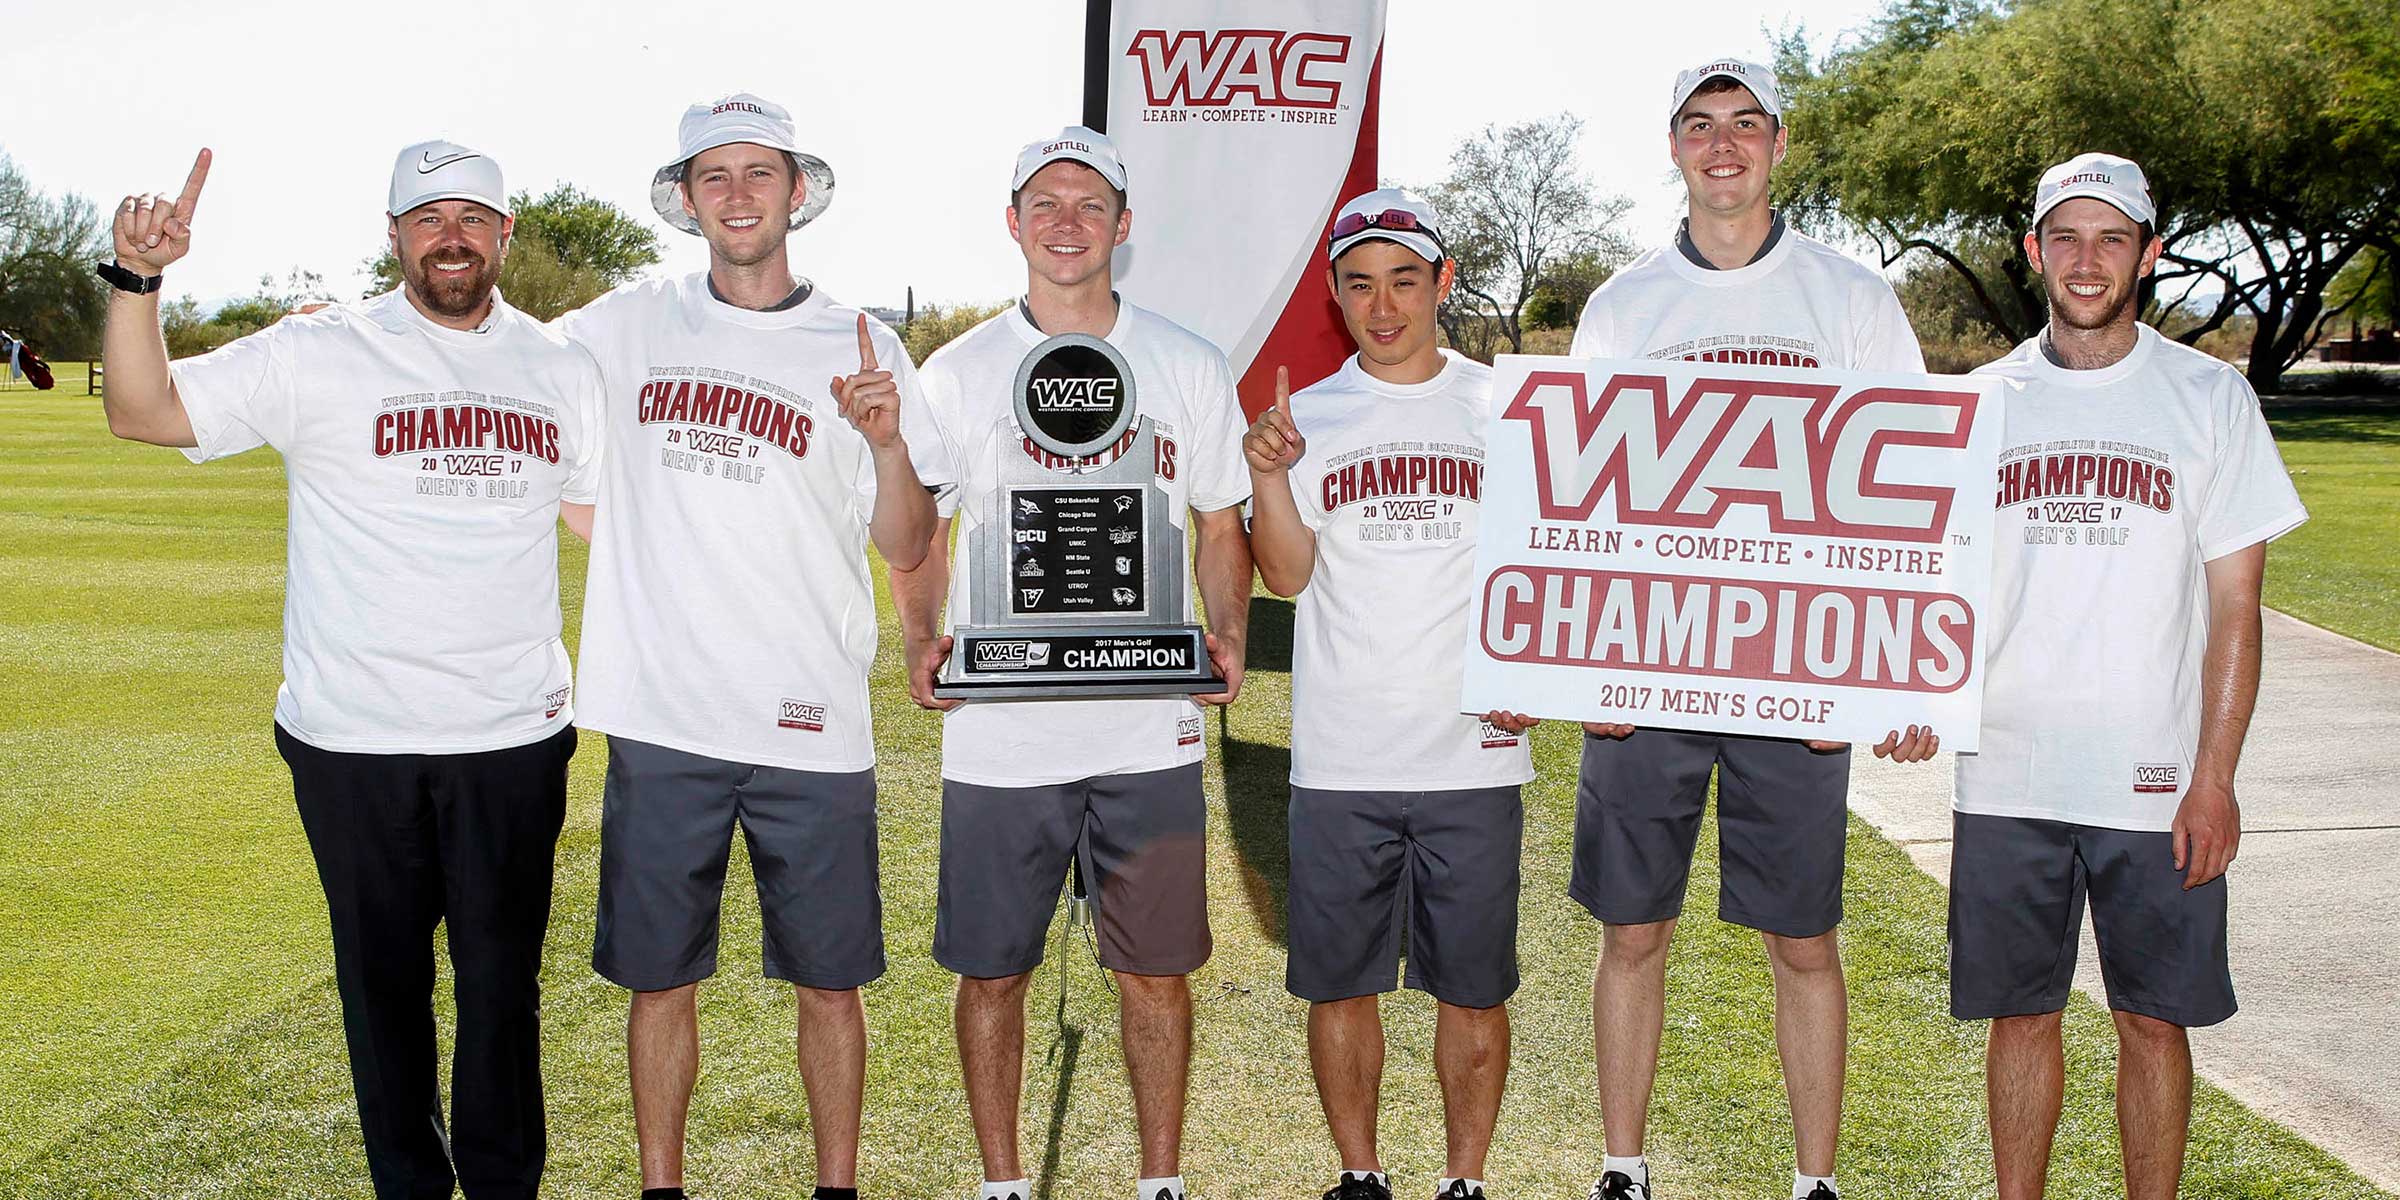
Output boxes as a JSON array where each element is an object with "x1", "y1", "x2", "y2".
[{"x1": 417, "y1": 150, "x2": 481, "y2": 174}]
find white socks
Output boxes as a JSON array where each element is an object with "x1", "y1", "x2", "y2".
[
  {"x1": 1602, "y1": 1155, "x2": 1649, "y2": 1187},
  {"x1": 981, "y1": 1180, "x2": 1030, "y2": 1200},
  {"x1": 1436, "y1": 1178, "x2": 1487, "y2": 1197},
  {"x1": 1341, "y1": 1170, "x2": 1389, "y2": 1188},
  {"x1": 1137, "y1": 1174, "x2": 1187, "y2": 1200},
  {"x1": 1794, "y1": 1171, "x2": 1838, "y2": 1198}
]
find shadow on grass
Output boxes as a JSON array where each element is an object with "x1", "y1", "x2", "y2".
[
  {"x1": 1223, "y1": 595, "x2": 1294, "y2": 946},
  {"x1": 2264, "y1": 402, "x2": 2400, "y2": 443}
]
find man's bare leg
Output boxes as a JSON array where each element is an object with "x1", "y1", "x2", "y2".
[
  {"x1": 1592, "y1": 919, "x2": 1676, "y2": 1157},
  {"x1": 1764, "y1": 930, "x2": 1846, "y2": 1178},
  {"x1": 1435, "y1": 1000, "x2": 1509, "y2": 1181},
  {"x1": 1988, "y1": 1010, "x2": 2066, "y2": 1200},
  {"x1": 2113, "y1": 1010, "x2": 2192, "y2": 1200},
  {"x1": 1118, "y1": 971, "x2": 1192, "y2": 1179},
  {"x1": 630, "y1": 983, "x2": 700, "y2": 1189},
  {"x1": 1308, "y1": 994, "x2": 1385, "y2": 1173},
  {"x1": 956, "y1": 972, "x2": 1033, "y2": 1182},
  {"x1": 795, "y1": 984, "x2": 866, "y2": 1188}
]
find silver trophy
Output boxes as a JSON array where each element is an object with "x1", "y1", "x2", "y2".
[{"x1": 936, "y1": 332, "x2": 1223, "y2": 699}]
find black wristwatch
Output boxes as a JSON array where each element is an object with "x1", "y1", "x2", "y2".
[{"x1": 96, "y1": 260, "x2": 165, "y2": 295}]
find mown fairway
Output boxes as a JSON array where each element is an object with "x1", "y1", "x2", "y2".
[{"x1": 4, "y1": 375, "x2": 2391, "y2": 1198}]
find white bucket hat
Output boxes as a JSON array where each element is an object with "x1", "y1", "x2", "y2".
[{"x1": 650, "y1": 93, "x2": 834, "y2": 236}]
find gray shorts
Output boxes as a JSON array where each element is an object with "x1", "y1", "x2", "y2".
[
  {"x1": 592, "y1": 736, "x2": 885, "y2": 992},
  {"x1": 1570, "y1": 729, "x2": 1850, "y2": 937},
  {"x1": 1949, "y1": 810, "x2": 2235, "y2": 1027},
  {"x1": 934, "y1": 762, "x2": 1210, "y2": 979},
  {"x1": 1286, "y1": 784, "x2": 1524, "y2": 1009}
]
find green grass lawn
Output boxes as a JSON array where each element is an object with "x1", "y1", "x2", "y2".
[
  {"x1": 2262, "y1": 401, "x2": 2400, "y2": 651},
  {"x1": 2, "y1": 379, "x2": 2392, "y2": 1198}
]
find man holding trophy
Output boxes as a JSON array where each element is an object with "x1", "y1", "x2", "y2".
[{"x1": 888, "y1": 127, "x2": 1253, "y2": 1200}]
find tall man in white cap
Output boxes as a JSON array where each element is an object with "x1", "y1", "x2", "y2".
[
  {"x1": 1570, "y1": 58, "x2": 1937, "y2": 1200},
  {"x1": 97, "y1": 142, "x2": 604, "y2": 1199},
  {"x1": 1956, "y1": 153, "x2": 2304, "y2": 1200},
  {"x1": 888, "y1": 126, "x2": 1251, "y2": 1200},
  {"x1": 1243, "y1": 187, "x2": 1536, "y2": 1200},
  {"x1": 555, "y1": 92, "x2": 952, "y2": 1200}
]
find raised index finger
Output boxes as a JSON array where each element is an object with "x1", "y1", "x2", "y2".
[
  {"x1": 856, "y1": 312, "x2": 878, "y2": 372},
  {"x1": 1275, "y1": 365, "x2": 1291, "y2": 414},
  {"x1": 174, "y1": 148, "x2": 213, "y2": 219}
]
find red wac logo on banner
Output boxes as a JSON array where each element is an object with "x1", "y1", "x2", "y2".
[
  {"x1": 1501, "y1": 371, "x2": 1978, "y2": 544},
  {"x1": 1125, "y1": 29, "x2": 1353, "y2": 109}
]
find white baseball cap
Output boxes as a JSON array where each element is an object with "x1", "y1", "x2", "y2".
[
  {"x1": 1668, "y1": 57, "x2": 1783, "y2": 125},
  {"x1": 2032, "y1": 152, "x2": 2156, "y2": 228},
  {"x1": 1011, "y1": 126, "x2": 1129, "y2": 194},
  {"x1": 650, "y1": 92, "x2": 835, "y2": 236},
  {"x1": 1327, "y1": 187, "x2": 1444, "y2": 264},
  {"x1": 388, "y1": 140, "x2": 509, "y2": 218}
]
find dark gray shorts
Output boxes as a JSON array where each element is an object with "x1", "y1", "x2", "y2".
[
  {"x1": 933, "y1": 762, "x2": 1210, "y2": 979},
  {"x1": 1286, "y1": 784, "x2": 1524, "y2": 1009},
  {"x1": 1949, "y1": 810, "x2": 2235, "y2": 1027},
  {"x1": 1569, "y1": 729, "x2": 1850, "y2": 937},
  {"x1": 592, "y1": 736, "x2": 885, "y2": 992}
]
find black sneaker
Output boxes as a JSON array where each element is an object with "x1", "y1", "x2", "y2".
[
  {"x1": 1587, "y1": 1172, "x2": 1649, "y2": 1200},
  {"x1": 1323, "y1": 1174, "x2": 1393, "y2": 1200},
  {"x1": 1803, "y1": 1186, "x2": 1838, "y2": 1200}
]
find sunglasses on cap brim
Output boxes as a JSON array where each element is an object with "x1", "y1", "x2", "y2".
[{"x1": 1328, "y1": 208, "x2": 1444, "y2": 253}]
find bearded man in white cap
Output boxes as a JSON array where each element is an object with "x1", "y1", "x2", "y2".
[
  {"x1": 1954, "y1": 153, "x2": 2305, "y2": 1200},
  {"x1": 97, "y1": 142, "x2": 604, "y2": 1199},
  {"x1": 1570, "y1": 56, "x2": 1939, "y2": 1200},
  {"x1": 888, "y1": 125, "x2": 1251, "y2": 1200},
  {"x1": 553, "y1": 92, "x2": 952, "y2": 1200}
]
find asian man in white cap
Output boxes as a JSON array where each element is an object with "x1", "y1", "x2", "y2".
[
  {"x1": 553, "y1": 92, "x2": 953, "y2": 1200},
  {"x1": 97, "y1": 142, "x2": 604, "y2": 1200},
  {"x1": 1955, "y1": 152, "x2": 2306, "y2": 1200},
  {"x1": 1243, "y1": 186, "x2": 1538, "y2": 1200},
  {"x1": 1570, "y1": 57, "x2": 1939, "y2": 1200},
  {"x1": 887, "y1": 125, "x2": 1252, "y2": 1200}
]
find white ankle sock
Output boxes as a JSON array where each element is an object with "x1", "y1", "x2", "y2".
[
  {"x1": 1794, "y1": 1171, "x2": 1837, "y2": 1199},
  {"x1": 1436, "y1": 1178, "x2": 1487, "y2": 1197},
  {"x1": 1341, "y1": 1170, "x2": 1389, "y2": 1187},
  {"x1": 1602, "y1": 1155, "x2": 1648, "y2": 1184},
  {"x1": 1137, "y1": 1174, "x2": 1186, "y2": 1200},
  {"x1": 982, "y1": 1179, "x2": 1031, "y2": 1200}
]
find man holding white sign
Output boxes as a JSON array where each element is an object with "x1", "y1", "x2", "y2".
[
  {"x1": 1954, "y1": 154, "x2": 2305, "y2": 1200},
  {"x1": 1551, "y1": 58, "x2": 1943, "y2": 1200}
]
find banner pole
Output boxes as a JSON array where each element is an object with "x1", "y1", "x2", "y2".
[{"x1": 1082, "y1": 0, "x2": 1113, "y2": 133}]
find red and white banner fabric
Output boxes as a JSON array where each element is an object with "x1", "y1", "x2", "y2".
[
  {"x1": 1101, "y1": 0, "x2": 1386, "y2": 416},
  {"x1": 1463, "y1": 357, "x2": 2007, "y2": 750}
]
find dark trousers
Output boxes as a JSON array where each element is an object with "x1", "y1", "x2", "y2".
[{"x1": 277, "y1": 723, "x2": 574, "y2": 1200}]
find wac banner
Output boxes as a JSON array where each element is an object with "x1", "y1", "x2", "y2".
[{"x1": 1462, "y1": 357, "x2": 2006, "y2": 750}]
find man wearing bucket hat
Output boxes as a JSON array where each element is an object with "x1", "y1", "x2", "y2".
[
  {"x1": 1954, "y1": 153, "x2": 2305, "y2": 1200},
  {"x1": 1242, "y1": 186, "x2": 1537, "y2": 1200},
  {"x1": 1570, "y1": 57, "x2": 1938, "y2": 1200},
  {"x1": 554, "y1": 92, "x2": 953, "y2": 1200},
  {"x1": 97, "y1": 142, "x2": 604, "y2": 1199},
  {"x1": 887, "y1": 125, "x2": 1252, "y2": 1200}
]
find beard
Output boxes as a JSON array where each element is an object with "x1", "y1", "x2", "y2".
[
  {"x1": 2048, "y1": 275, "x2": 2142, "y2": 332},
  {"x1": 403, "y1": 245, "x2": 501, "y2": 319},
  {"x1": 703, "y1": 214, "x2": 787, "y2": 268}
]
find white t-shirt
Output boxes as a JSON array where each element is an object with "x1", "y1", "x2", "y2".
[
  {"x1": 1283, "y1": 351, "x2": 1535, "y2": 791},
  {"x1": 557, "y1": 272, "x2": 955, "y2": 772},
  {"x1": 1956, "y1": 325, "x2": 2307, "y2": 830},
  {"x1": 1571, "y1": 228, "x2": 1925, "y2": 372},
  {"x1": 171, "y1": 289, "x2": 604, "y2": 754},
  {"x1": 922, "y1": 301, "x2": 1250, "y2": 787}
]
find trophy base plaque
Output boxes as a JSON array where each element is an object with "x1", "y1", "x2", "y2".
[{"x1": 938, "y1": 624, "x2": 1225, "y2": 700}]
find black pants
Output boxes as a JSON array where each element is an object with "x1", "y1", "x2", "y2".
[{"x1": 278, "y1": 723, "x2": 574, "y2": 1200}]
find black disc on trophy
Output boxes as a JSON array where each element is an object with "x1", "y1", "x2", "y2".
[{"x1": 1012, "y1": 332, "x2": 1138, "y2": 460}]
